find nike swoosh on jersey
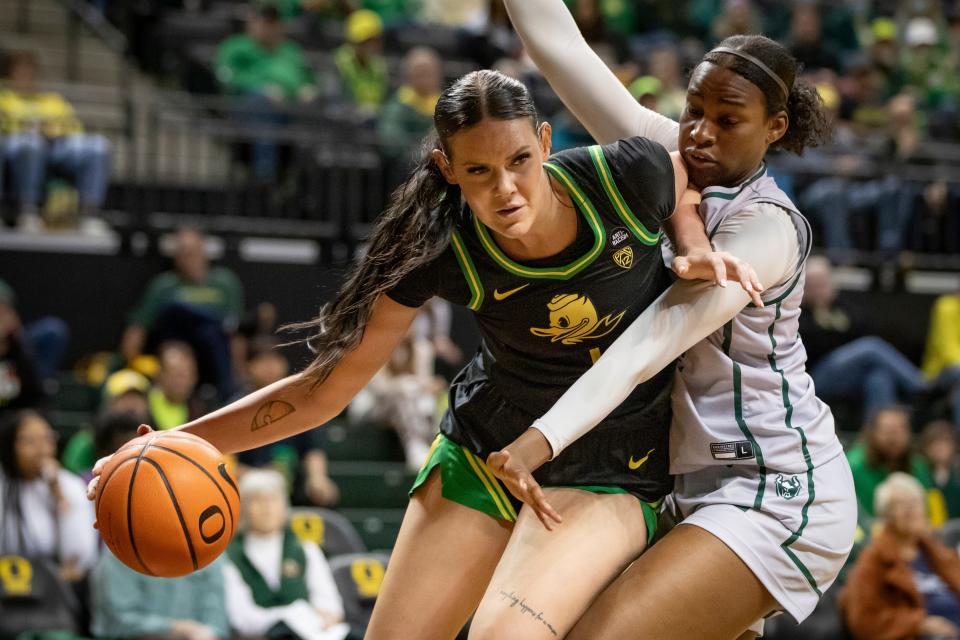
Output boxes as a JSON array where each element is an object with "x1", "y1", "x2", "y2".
[
  {"x1": 628, "y1": 449, "x2": 656, "y2": 470},
  {"x1": 493, "y1": 284, "x2": 530, "y2": 301}
]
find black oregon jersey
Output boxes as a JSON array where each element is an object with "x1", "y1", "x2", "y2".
[{"x1": 388, "y1": 136, "x2": 677, "y2": 501}]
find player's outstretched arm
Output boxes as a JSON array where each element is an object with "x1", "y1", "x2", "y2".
[
  {"x1": 87, "y1": 295, "x2": 418, "y2": 498},
  {"x1": 488, "y1": 206, "x2": 800, "y2": 521},
  {"x1": 503, "y1": 0, "x2": 679, "y2": 148},
  {"x1": 185, "y1": 295, "x2": 417, "y2": 453}
]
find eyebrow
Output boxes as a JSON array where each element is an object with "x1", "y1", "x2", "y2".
[{"x1": 460, "y1": 146, "x2": 532, "y2": 165}]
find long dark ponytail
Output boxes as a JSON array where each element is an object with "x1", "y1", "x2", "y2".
[
  {"x1": 703, "y1": 35, "x2": 832, "y2": 154},
  {"x1": 294, "y1": 69, "x2": 538, "y2": 386}
]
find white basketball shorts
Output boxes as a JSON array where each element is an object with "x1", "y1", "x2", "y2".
[{"x1": 668, "y1": 453, "x2": 857, "y2": 633}]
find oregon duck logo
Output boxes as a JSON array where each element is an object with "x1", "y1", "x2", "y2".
[
  {"x1": 530, "y1": 294, "x2": 625, "y2": 345},
  {"x1": 613, "y1": 246, "x2": 634, "y2": 269},
  {"x1": 775, "y1": 474, "x2": 802, "y2": 500}
]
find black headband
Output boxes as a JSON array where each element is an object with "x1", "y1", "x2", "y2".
[{"x1": 709, "y1": 46, "x2": 790, "y2": 101}]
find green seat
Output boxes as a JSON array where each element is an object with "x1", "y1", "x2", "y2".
[
  {"x1": 338, "y1": 509, "x2": 405, "y2": 551},
  {"x1": 318, "y1": 422, "x2": 406, "y2": 463},
  {"x1": 328, "y1": 461, "x2": 415, "y2": 509}
]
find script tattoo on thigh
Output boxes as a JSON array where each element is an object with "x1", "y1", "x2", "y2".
[
  {"x1": 251, "y1": 400, "x2": 296, "y2": 431},
  {"x1": 499, "y1": 590, "x2": 558, "y2": 637}
]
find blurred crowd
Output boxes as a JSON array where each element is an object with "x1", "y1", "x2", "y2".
[{"x1": 0, "y1": 0, "x2": 957, "y2": 256}]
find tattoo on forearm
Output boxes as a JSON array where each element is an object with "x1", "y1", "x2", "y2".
[
  {"x1": 499, "y1": 590, "x2": 558, "y2": 637},
  {"x1": 251, "y1": 400, "x2": 296, "y2": 431}
]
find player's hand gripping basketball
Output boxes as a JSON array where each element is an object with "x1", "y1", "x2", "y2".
[
  {"x1": 487, "y1": 429, "x2": 563, "y2": 531},
  {"x1": 672, "y1": 251, "x2": 765, "y2": 307},
  {"x1": 86, "y1": 424, "x2": 155, "y2": 502}
]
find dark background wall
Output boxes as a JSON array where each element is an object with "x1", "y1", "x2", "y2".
[{"x1": 0, "y1": 249, "x2": 481, "y2": 371}]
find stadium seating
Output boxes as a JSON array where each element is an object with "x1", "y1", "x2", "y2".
[
  {"x1": 329, "y1": 551, "x2": 390, "y2": 636},
  {"x1": 0, "y1": 555, "x2": 82, "y2": 640},
  {"x1": 289, "y1": 507, "x2": 367, "y2": 558}
]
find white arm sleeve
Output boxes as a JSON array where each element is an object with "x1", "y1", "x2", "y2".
[
  {"x1": 503, "y1": 0, "x2": 679, "y2": 149},
  {"x1": 533, "y1": 205, "x2": 802, "y2": 457}
]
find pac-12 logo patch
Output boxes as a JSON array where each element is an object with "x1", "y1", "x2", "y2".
[
  {"x1": 776, "y1": 474, "x2": 803, "y2": 500},
  {"x1": 612, "y1": 246, "x2": 634, "y2": 270},
  {"x1": 610, "y1": 227, "x2": 630, "y2": 247}
]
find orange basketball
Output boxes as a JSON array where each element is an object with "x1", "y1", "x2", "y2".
[{"x1": 95, "y1": 431, "x2": 240, "y2": 578}]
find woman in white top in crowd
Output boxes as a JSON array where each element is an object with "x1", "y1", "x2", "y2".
[
  {"x1": 0, "y1": 409, "x2": 97, "y2": 581},
  {"x1": 223, "y1": 469, "x2": 348, "y2": 640}
]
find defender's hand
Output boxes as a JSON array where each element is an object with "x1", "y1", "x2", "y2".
[
  {"x1": 487, "y1": 450, "x2": 562, "y2": 530},
  {"x1": 86, "y1": 424, "x2": 155, "y2": 502},
  {"x1": 673, "y1": 251, "x2": 764, "y2": 307}
]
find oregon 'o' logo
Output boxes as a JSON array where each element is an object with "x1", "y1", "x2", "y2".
[
  {"x1": 351, "y1": 559, "x2": 385, "y2": 598},
  {"x1": 0, "y1": 556, "x2": 33, "y2": 596},
  {"x1": 290, "y1": 513, "x2": 326, "y2": 546},
  {"x1": 199, "y1": 505, "x2": 226, "y2": 544}
]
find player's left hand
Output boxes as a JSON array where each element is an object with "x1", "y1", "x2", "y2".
[
  {"x1": 487, "y1": 448, "x2": 563, "y2": 531},
  {"x1": 672, "y1": 251, "x2": 764, "y2": 307}
]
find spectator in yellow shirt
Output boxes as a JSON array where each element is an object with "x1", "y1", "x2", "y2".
[
  {"x1": 0, "y1": 51, "x2": 111, "y2": 232},
  {"x1": 923, "y1": 292, "x2": 960, "y2": 425}
]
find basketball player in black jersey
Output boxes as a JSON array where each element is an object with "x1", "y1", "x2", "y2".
[{"x1": 89, "y1": 70, "x2": 762, "y2": 639}]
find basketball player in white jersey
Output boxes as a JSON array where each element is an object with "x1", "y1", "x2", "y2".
[{"x1": 471, "y1": 2, "x2": 858, "y2": 639}]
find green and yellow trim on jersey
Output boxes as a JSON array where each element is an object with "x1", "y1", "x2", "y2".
[
  {"x1": 410, "y1": 435, "x2": 661, "y2": 544},
  {"x1": 450, "y1": 230, "x2": 484, "y2": 311},
  {"x1": 411, "y1": 434, "x2": 519, "y2": 521},
  {"x1": 588, "y1": 145, "x2": 661, "y2": 246},
  {"x1": 469, "y1": 163, "x2": 606, "y2": 280}
]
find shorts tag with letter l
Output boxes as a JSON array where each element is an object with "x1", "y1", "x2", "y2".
[{"x1": 710, "y1": 441, "x2": 755, "y2": 461}]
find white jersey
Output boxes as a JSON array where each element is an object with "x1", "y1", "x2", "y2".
[{"x1": 668, "y1": 166, "x2": 844, "y2": 478}]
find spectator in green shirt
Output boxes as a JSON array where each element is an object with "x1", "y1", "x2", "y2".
[
  {"x1": 847, "y1": 406, "x2": 934, "y2": 520},
  {"x1": 901, "y1": 17, "x2": 959, "y2": 110},
  {"x1": 216, "y1": 6, "x2": 318, "y2": 180},
  {"x1": 122, "y1": 228, "x2": 243, "y2": 400},
  {"x1": 61, "y1": 370, "x2": 152, "y2": 476},
  {"x1": 148, "y1": 341, "x2": 209, "y2": 431},
  {"x1": 378, "y1": 46, "x2": 441, "y2": 187},
  {"x1": 921, "y1": 420, "x2": 960, "y2": 522},
  {"x1": 334, "y1": 9, "x2": 388, "y2": 115}
]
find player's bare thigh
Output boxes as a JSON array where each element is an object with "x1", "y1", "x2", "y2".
[
  {"x1": 469, "y1": 488, "x2": 650, "y2": 640},
  {"x1": 567, "y1": 523, "x2": 777, "y2": 640},
  {"x1": 365, "y1": 470, "x2": 513, "y2": 640}
]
